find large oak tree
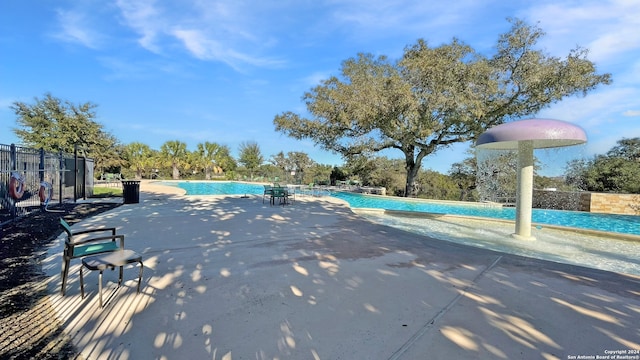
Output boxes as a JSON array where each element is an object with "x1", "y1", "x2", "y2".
[
  {"x1": 274, "y1": 19, "x2": 611, "y2": 196},
  {"x1": 11, "y1": 93, "x2": 123, "y2": 174}
]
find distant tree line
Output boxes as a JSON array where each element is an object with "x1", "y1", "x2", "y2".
[
  {"x1": 565, "y1": 138, "x2": 640, "y2": 194},
  {"x1": 9, "y1": 94, "x2": 334, "y2": 184}
]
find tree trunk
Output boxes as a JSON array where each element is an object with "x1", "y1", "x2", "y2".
[
  {"x1": 404, "y1": 164, "x2": 420, "y2": 197},
  {"x1": 172, "y1": 165, "x2": 180, "y2": 180},
  {"x1": 403, "y1": 145, "x2": 427, "y2": 197}
]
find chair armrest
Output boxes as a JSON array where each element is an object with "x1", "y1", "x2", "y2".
[
  {"x1": 70, "y1": 227, "x2": 117, "y2": 236},
  {"x1": 68, "y1": 234, "x2": 125, "y2": 249}
]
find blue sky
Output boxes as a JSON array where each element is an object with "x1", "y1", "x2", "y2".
[{"x1": 1, "y1": 0, "x2": 639, "y2": 175}]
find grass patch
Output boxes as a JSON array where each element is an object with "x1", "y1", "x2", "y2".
[{"x1": 92, "y1": 186, "x2": 123, "y2": 198}]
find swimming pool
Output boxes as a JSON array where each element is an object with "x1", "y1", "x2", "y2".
[
  {"x1": 164, "y1": 181, "x2": 639, "y2": 236},
  {"x1": 331, "y1": 192, "x2": 640, "y2": 236}
]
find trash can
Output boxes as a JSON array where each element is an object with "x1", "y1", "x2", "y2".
[{"x1": 121, "y1": 180, "x2": 140, "y2": 204}]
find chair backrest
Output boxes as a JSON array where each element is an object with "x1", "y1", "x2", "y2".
[{"x1": 60, "y1": 218, "x2": 72, "y2": 237}]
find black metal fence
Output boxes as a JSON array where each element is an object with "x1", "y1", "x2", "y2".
[{"x1": 0, "y1": 143, "x2": 94, "y2": 227}]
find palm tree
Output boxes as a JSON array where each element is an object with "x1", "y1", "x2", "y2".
[
  {"x1": 195, "y1": 142, "x2": 222, "y2": 180},
  {"x1": 123, "y1": 142, "x2": 152, "y2": 179},
  {"x1": 160, "y1": 140, "x2": 188, "y2": 180}
]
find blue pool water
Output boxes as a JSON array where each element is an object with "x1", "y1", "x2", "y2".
[
  {"x1": 331, "y1": 192, "x2": 640, "y2": 236},
  {"x1": 166, "y1": 181, "x2": 264, "y2": 196},
  {"x1": 165, "y1": 181, "x2": 639, "y2": 236}
]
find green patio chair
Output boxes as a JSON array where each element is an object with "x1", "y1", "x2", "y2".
[
  {"x1": 263, "y1": 185, "x2": 273, "y2": 204},
  {"x1": 270, "y1": 186, "x2": 289, "y2": 206},
  {"x1": 59, "y1": 218, "x2": 123, "y2": 295}
]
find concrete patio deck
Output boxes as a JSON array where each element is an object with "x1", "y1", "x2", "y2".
[{"x1": 44, "y1": 181, "x2": 640, "y2": 359}]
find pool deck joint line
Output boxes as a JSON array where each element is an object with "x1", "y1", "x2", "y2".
[{"x1": 388, "y1": 255, "x2": 504, "y2": 360}]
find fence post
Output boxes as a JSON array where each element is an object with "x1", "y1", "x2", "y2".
[
  {"x1": 73, "y1": 144, "x2": 77, "y2": 202},
  {"x1": 39, "y1": 148, "x2": 45, "y2": 211},
  {"x1": 39, "y1": 148, "x2": 45, "y2": 182},
  {"x1": 81, "y1": 156, "x2": 86, "y2": 200},
  {"x1": 59, "y1": 150, "x2": 64, "y2": 206},
  {"x1": 9, "y1": 144, "x2": 16, "y2": 218},
  {"x1": 10, "y1": 144, "x2": 16, "y2": 171}
]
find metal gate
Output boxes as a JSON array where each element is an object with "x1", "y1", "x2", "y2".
[{"x1": 1, "y1": 144, "x2": 93, "y2": 227}]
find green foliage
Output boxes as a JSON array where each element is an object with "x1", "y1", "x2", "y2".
[
  {"x1": 288, "y1": 152, "x2": 315, "y2": 181},
  {"x1": 585, "y1": 156, "x2": 632, "y2": 192},
  {"x1": 534, "y1": 175, "x2": 573, "y2": 191},
  {"x1": 449, "y1": 155, "x2": 478, "y2": 201},
  {"x1": 606, "y1": 138, "x2": 640, "y2": 161},
  {"x1": 307, "y1": 164, "x2": 333, "y2": 185},
  {"x1": 92, "y1": 186, "x2": 123, "y2": 198},
  {"x1": 270, "y1": 152, "x2": 288, "y2": 175},
  {"x1": 160, "y1": 140, "x2": 188, "y2": 180},
  {"x1": 274, "y1": 19, "x2": 611, "y2": 197},
  {"x1": 565, "y1": 138, "x2": 640, "y2": 194},
  {"x1": 267, "y1": 151, "x2": 319, "y2": 184},
  {"x1": 238, "y1": 141, "x2": 264, "y2": 180},
  {"x1": 330, "y1": 166, "x2": 349, "y2": 185},
  {"x1": 416, "y1": 170, "x2": 461, "y2": 200},
  {"x1": 11, "y1": 93, "x2": 123, "y2": 173},
  {"x1": 122, "y1": 142, "x2": 152, "y2": 179},
  {"x1": 584, "y1": 156, "x2": 639, "y2": 193},
  {"x1": 345, "y1": 156, "x2": 407, "y2": 195},
  {"x1": 119, "y1": 140, "x2": 238, "y2": 181},
  {"x1": 193, "y1": 142, "x2": 235, "y2": 180},
  {"x1": 256, "y1": 163, "x2": 279, "y2": 181},
  {"x1": 9, "y1": 95, "x2": 334, "y2": 184}
]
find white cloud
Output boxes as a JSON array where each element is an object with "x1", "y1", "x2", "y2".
[
  {"x1": 171, "y1": 29, "x2": 215, "y2": 60},
  {"x1": 171, "y1": 28, "x2": 284, "y2": 71},
  {"x1": 113, "y1": 0, "x2": 286, "y2": 71},
  {"x1": 526, "y1": 0, "x2": 640, "y2": 63},
  {"x1": 322, "y1": 0, "x2": 503, "y2": 48},
  {"x1": 536, "y1": 82, "x2": 640, "y2": 160},
  {"x1": 539, "y1": 88, "x2": 631, "y2": 123},
  {"x1": 328, "y1": 0, "x2": 478, "y2": 31},
  {"x1": 115, "y1": 0, "x2": 162, "y2": 53},
  {"x1": 53, "y1": 9, "x2": 102, "y2": 49}
]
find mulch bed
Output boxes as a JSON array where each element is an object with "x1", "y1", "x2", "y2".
[{"x1": 0, "y1": 201, "x2": 122, "y2": 360}]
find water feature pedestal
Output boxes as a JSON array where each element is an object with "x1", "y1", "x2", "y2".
[{"x1": 476, "y1": 119, "x2": 587, "y2": 240}]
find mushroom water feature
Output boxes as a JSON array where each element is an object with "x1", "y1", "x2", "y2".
[{"x1": 476, "y1": 118, "x2": 587, "y2": 240}]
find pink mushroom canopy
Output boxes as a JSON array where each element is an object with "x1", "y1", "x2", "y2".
[{"x1": 476, "y1": 118, "x2": 587, "y2": 150}]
